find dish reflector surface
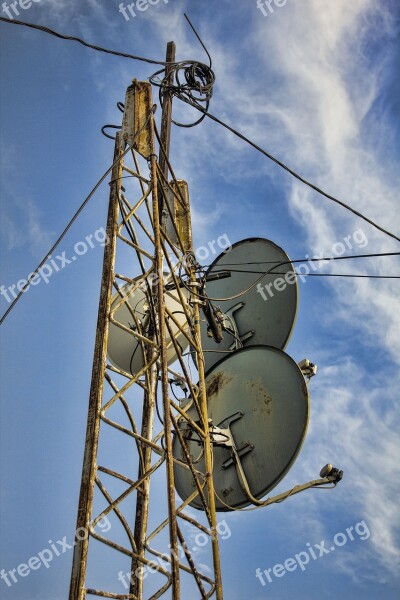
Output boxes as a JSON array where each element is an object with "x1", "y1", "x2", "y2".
[
  {"x1": 173, "y1": 345, "x2": 309, "y2": 511},
  {"x1": 107, "y1": 280, "x2": 190, "y2": 375},
  {"x1": 199, "y1": 238, "x2": 298, "y2": 371}
]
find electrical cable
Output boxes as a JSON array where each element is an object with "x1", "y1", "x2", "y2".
[
  {"x1": 184, "y1": 13, "x2": 212, "y2": 69},
  {"x1": 256, "y1": 272, "x2": 399, "y2": 279},
  {"x1": 158, "y1": 14, "x2": 399, "y2": 242},
  {"x1": 0, "y1": 149, "x2": 128, "y2": 326},
  {"x1": 101, "y1": 124, "x2": 121, "y2": 140},
  {"x1": 3, "y1": 16, "x2": 397, "y2": 243},
  {"x1": 168, "y1": 97, "x2": 399, "y2": 242},
  {"x1": 150, "y1": 60, "x2": 215, "y2": 128},
  {"x1": 201, "y1": 108, "x2": 400, "y2": 243},
  {"x1": 149, "y1": 14, "x2": 215, "y2": 128},
  {"x1": 0, "y1": 16, "x2": 180, "y2": 65},
  {"x1": 213, "y1": 477, "x2": 337, "y2": 512},
  {"x1": 188, "y1": 252, "x2": 400, "y2": 302},
  {"x1": 162, "y1": 13, "x2": 398, "y2": 242},
  {"x1": 102, "y1": 102, "x2": 126, "y2": 140},
  {"x1": 299, "y1": 273, "x2": 400, "y2": 279},
  {"x1": 204, "y1": 251, "x2": 400, "y2": 267},
  {"x1": 155, "y1": 382, "x2": 165, "y2": 427},
  {"x1": 0, "y1": 106, "x2": 156, "y2": 326}
]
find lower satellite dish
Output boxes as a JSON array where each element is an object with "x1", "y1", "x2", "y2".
[
  {"x1": 107, "y1": 277, "x2": 190, "y2": 375},
  {"x1": 199, "y1": 238, "x2": 298, "y2": 372},
  {"x1": 173, "y1": 345, "x2": 309, "y2": 511}
]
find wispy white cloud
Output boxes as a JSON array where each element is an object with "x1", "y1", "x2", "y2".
[
  {"x1": 247, "y1": 0, "x2": 400, "y2": 366},
  {"x1": 227, "y1": 0, "x2": 400, "y2": 583},
  {"x1": 0, "y1": 144, "x2": 55, "y2": 257},
  {"x1": 300, "y1": 358, "x2": 400, "y2": 577}
]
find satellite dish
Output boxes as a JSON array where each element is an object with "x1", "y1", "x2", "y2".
[
  {"x1": 173, "y1": 345, "x2": 309, "y2": 511},
  {"x1": 199, "y1": 238, "x2": 298, "y2": 372},
  {"x1": 107, "y1": 277, "x2": 191, "y2": 375}
]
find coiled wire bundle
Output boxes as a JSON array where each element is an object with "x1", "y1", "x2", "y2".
[{"x1": 149, "y1": 60, "x2": 215, "y2": 128}]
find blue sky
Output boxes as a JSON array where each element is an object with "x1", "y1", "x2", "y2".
[{"x1": 1, "y1": 0, "x2": 399, "y2": 599}]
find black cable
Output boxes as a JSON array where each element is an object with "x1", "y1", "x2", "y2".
[
  {"x1": 193, "y1": 252, "x2": 400, "y2": 301},
  {"x1": 0, "y1": 15, "x2": 215, "y2": 129},
  {"x1": 201, "y1": 108, "x2": 400, "y2": 243},
  {"x1": 0, "y1": 16, "x2": 177, "y2": 65},
  {"x1": 0, "y1": 106, "x2": 156, "y2": 326},
  {"x1": 170, "y1": 383, "x2": 181, "y2": 404},
  {"x1": 214, "y1": 270, "x2": 400, "y2": 279},
  {"x1": 101, "y1": 102, "x2": 126, "y2": 141},
  {"x1": 150, "y1": 61, "x2": 215, "y2": 128},
  {"x1": 0, "y1": 146, "x2": 130, "y2": 326},
  {"x1": 149, "y1": 14, "x2": 215, "y2": 128},
  {"x1": 294, "y1": 273, "x2": 400, "y2": 279},
  {"x1": 184, "y1": 13, "x2": 212, "y2": 69},
  {"x1": 208, "y1": 250, "x2": 400, "y2": 278},
  {"x1": 155, "y1": 379, "x2": 165, "y2": 427},
  {"x1": 101, "y1": 124, "x2": 121, "y2": 140},
  {"x1": 205, "y1": 251, "x2": 400, "y2": 267},
  {"x1": 3, "y1": 16, "x2": 398, "y2": 242},
  {"x1": 162, "y1": 74, "x2": 400, "y2": 242}
]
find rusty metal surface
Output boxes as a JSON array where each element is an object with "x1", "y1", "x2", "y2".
[
  {"x1": 122, "y1": 80, "x2": 153, "y2": 157},
  {"x1": 149, "y1": 117, "x2": 181, "y2": 599},
  {"x1": 206, "y1": 372, "x2": 232, "y2": 397},
  {"x1": 69, "y1": 78, "x2": 224, "y2": 600},
  {"x1": 166, "y1": 179, "x2": 191, "y2": 252},
  {"x1": 69, "y1": 133, "x2": 124, "y2": 600},
  {"x1": 158, "y1": 41, "x2": 176, "y2": 229},
  {"x1": 173, "y1": 345, "x2": 309, "y2": 511}
]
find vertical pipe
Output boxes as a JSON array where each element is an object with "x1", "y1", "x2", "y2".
[
  {"x1": 194, "y1": 315, "x2": 224, "y2": 600},
  {"x1": 158, "y1": 41, "x2": 176, "y2": 182},
  {"x1": 130, "y1": 358, "x2": 158, "y2": 598},
  {"x1": 158, "y1": 41, "x2": 176, "y2": 227},
  {"x1": 149, "y1": 111, "x2": 181, "y2": 598},
  {"x1": 184, "y1": 199, "x2": 224, "y2": 600},
  {"x1": 69, "y1": 133, "x2": 124, "y2": 600}
]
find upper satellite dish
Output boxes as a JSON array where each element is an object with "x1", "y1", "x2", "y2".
[
  {"x1": 173, "y1": 345, "x2": 309, "y2": 511},
  {"x1": 199, "y1": 238, "x2": 298, "y2": 372},
  {"x1": 107, "y1": 277, "x2": 190, "y2": 375}
]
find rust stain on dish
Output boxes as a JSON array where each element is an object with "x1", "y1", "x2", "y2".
[
  {"x1": 206, "y1": 372, "x2": 232, "y2": 397},
  {"x1": 246, "y1": 379, "x2": 272, "y2": 414}
]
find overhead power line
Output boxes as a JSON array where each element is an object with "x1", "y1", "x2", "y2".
[
  {"x1": 209, "y1": 251, "x2": 400, "y2": 267},
  {"x1": 210, "y1": 252, "x2": 400, "y2": 279},
  {"x1": 292, "y1": 273, "x2": 400, "y2": 279},
  {"x1": 194, "y1": 252, "x2": 400, "y2": 302},
  {"x1": 0, "y1": 16, "x2": 173, "y2": 65},
  {"x1": 0, "y1": 108, "x2": 156, "y2": 326},
  {"x1": 215, "y1": 270, "x2": 400, "y2": 279},
  {"x1": 2, "y1": 17, "x2": 399, "y2": 243},
  {"x1": 0, "y1": 155, "x2": 125, "y2": 326},
  {"x1": 200, "y1": 110, "x2": 400, "y2": 244}
]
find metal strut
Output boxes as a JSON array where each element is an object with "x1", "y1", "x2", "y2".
[{"x1": 69, "y1": 76, "x2": 224, "y2": 599}]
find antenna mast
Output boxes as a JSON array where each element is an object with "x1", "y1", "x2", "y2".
[{"x1": 69, "y1": 43, "x2": 223, "y2": 600}]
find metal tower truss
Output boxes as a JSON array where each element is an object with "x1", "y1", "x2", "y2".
[{"x1": 69, "y1": 81, "x2": 223, "y2": 600}]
